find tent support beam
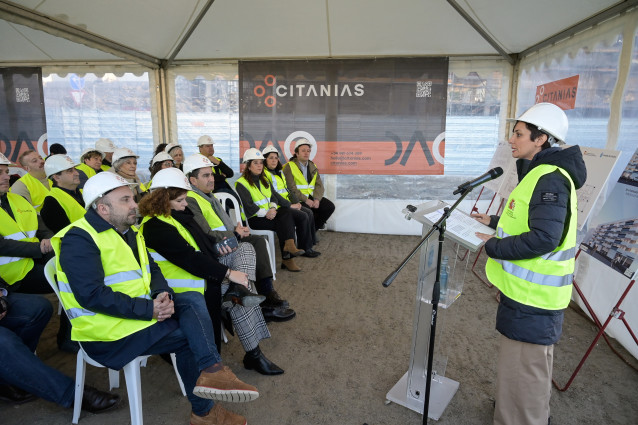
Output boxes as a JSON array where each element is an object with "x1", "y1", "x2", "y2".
[
  {"x1": 164, "y1": 0, "x2": 216, "y2": 68},
  {"x1": 0, "y1": 0, "x2": 161, "y2": 68},
  {"x1": 446, "y1": 0, "x2": 516, "y2": 65},
  {"x1": 519, "y1": 0, "x2": 638, "y2": 58}
]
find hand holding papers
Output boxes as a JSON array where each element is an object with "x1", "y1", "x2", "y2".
[{"x1": 421, "y1": 205, "x2": 495, "y2": 251}]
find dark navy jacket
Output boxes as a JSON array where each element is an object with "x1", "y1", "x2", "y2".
[{"x1": 485, "y1": 146, "x2": 587, "y2": 345}]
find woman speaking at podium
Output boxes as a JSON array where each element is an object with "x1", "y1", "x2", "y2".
[{"x1": 471, "y1": 102, "x2": 586, "y2": 425}]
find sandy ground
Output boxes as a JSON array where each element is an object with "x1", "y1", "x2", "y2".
[{"x1": 2, "y1": 231, "x2": 638, "y2": 425}]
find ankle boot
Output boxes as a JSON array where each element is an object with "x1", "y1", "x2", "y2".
[
  {"x1": 243, "y1": 346, "x2": 284, "y2": 375},
  {"x1": 222, "y1": 282, "x2": 266, "y2": 309},
  {"x1": 283, "y1": 239, "x2": 304, "y2": 257},
  {"x1": 281, "y1": 258, "x2": 301, "y2": 272},
  {"x1": 262, "y1": 290, "x2": 289, "y2": 309}
]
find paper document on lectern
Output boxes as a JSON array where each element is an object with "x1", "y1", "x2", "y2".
[{"x1": 423, "y1": 207, "x2": 495, "y2": 251}]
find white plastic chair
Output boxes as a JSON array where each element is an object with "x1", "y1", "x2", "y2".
[
  {"x1": 44, "y1": 258, "x2": 186, "y2": 425},
  {"x1": 214, "y1": 192, "x2": 278, "y2": 280}
]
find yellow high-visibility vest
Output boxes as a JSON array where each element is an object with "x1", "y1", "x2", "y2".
[
  {"x1": 51, "y1": 219, "x2": 156, "y2": 341},
  {"x1": 283, "y1": 162, "x2": 316, "y2": 197},
  {"x1": 139, "y1": 215, "x2": 205, "y2": 294},
  {"x1": 486, "y1": 164, "x2": 577, "y2": 310},
  {"x1": 235, "y1": 176, "x2": 273, "y2": 218},
  {"x1": 0, "y1": 193, "x2": 38, "y2": 284}
]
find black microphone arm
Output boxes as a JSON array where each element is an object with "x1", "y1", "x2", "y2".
[{"x1": 453, "y1": 167, "x2": 503, "y2": 195}]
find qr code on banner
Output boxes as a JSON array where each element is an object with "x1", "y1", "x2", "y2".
[
  {"x1": 416, "y1": 81, "x2": 432, "y2": 98},
  {"x1": 15, "y1": 88, "x2": 30, "y2": 103}
]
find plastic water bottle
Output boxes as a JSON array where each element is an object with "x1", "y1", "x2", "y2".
[{"x1": 440, "y1": 256, "x2": 449, "y2": 300}]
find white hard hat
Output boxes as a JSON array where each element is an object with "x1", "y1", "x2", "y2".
[
  {"x1": 151, "y1": 151, "x2": 174, "y2": 166},
  {"x1": 197, "y1": 135, "x2": 214, "y2": 146},
  {"x1": 95, "y1": 138, "x2": 116, "y2": 153},
  {"x1": 243, "y1": 148, "x2": 264, "y2": 163},
  {"x1": 149, "y1": 167, "x2": 192, "y2": 191},
  {"x1": 0, "y1": 152, "x2": 12, "y2": 166},
  {"x1": 82, "y1": 172, "x2": 137, "y2": 209},
  {"x1": 164, "y1": 142, "x2": 182, "y2": 154},
  {"x1": 295, "y1": 138, "x2": 312, "y2": 149},
  {"x1": 80, "y1": 147, "x2": 105, "y2": 161},
  {"x1": 45, "y1": 154, "x2": 76, "y2": 177},
  {"x1": 183, "y1": 154, "x2": 214, "y2": 176},
  {"x1": 262, "y1": 145, "x2": 279, "y2": 157},
  {"x1": 508, "y1": 102, "x2": 568, "y2": 143},
  {"x1": 112, "y1": 147, "x2": 139, "y2": 164}
]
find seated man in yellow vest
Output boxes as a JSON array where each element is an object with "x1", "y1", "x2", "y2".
[
  {"x1": 9, "y1": 150, "x2": 52, "y2": 212},
  {"x1": 76, "y1": 148, "x2": 105, "y2": 189},
  {"x1": 41, "y1": 155, "x2": 86, "y2": 234},
  {"x1": 53, "y1": 172, "x2": 258, "y2": 425},
  {"x1": 282, "y1": 138, "x2": 335, "y2": 231},
  {"x1": 197, "y1": 135, "x2": 242, "y2": 211},
  {"x1": 95, "y1": 138, "x2": 116, "y2": 170},
  {"x1": 183, "y1": 154, "x2": 296, "y2": 322},
  {"x1": 0, "y1": 153, "x2": 77, "y2": 353}
]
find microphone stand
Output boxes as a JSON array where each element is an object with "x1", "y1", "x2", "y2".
[{"x1": 382, "y1": 186, "x2": 474, "y2": 424}]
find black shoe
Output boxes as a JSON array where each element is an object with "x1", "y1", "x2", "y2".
[
  {"x1": 243, "y1": 346, "x2": 284, "y2": 375},
  {"x1": 261, "y1": 306, "x2": 296, "y2": 322},
  {"x1": 81, "y1": 385, "x2": 120, "y2": 413},
  {"x1": 302, "y1": 248, "x2": 321, "y2": 258},
  {"x1": 222, "y1": 282, "x2": 266, "y2": 309},
  {"x1": 262, "y1": 290, "x2": 289, "y2": 309},
  {"x1": 0, "y1": 384, "x2": 38, "y2": 405}
]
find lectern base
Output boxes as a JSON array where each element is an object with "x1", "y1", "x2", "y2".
[{"x1": 385, "y1": 371, "x2": 459, "y2": 420}]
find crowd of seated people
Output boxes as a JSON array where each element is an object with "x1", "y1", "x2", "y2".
[{"x1": 1, "y1": 135, "x2": 334, "y2": 424}]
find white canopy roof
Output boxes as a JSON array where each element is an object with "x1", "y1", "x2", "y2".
[{"x1": 0, "y1": 0, "x2": 629, "y2": 67}]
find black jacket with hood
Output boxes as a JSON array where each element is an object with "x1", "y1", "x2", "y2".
[{"x1": 484, "y1": 145, "x2": 587, "y2": 345}]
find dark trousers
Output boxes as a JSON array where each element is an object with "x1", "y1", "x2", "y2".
[
  {"x1": 310, "y1": 197, "x2": 335, "y2": 230},
  {"x1": 248, "y1": 207, "x2": 296, "y2": 254}
]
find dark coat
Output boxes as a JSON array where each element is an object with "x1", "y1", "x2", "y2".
[{"x1": 485, "y1": 145, "x2": 587, "y2": 345}]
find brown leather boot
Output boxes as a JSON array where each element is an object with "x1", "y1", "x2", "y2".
[
  {"x1": 281, "y1": 258, "x2": 301, "y2": 272},
  {"x1": 283, "y1": 239, "x2": 304, "y2": 257},
  {"x1": 190, "y1": 404, "x2": 247, "y2": 425}
]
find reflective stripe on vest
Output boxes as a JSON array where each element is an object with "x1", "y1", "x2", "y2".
[
  {"x1": 235, "y1": 177, "x2": 272, "y2": 217},
  {"x1": 264, "y1": 169, "x2": 290, "y2": 200},
  {"x1": 11, "y1": 173, "x2": 52, "y2": 212},
  {"x1": 51, "y1": 218, "x2": 156, "y2": 341},
  {"x1": 187, "y1": 191, "x2": 227, "y2": 231},
  {"x1": 0, "y1": 193, "x2": 38, "y2": 284},
  {"x1": 47, "y1": 188, "x2": 86, "y2": 224},
  {"x1": 284, "y1": 161, "x2": 316, "y2": 196},
  {"x1": 140, "y1": 215, "x2": 206, "y2": 294},
  {"x1": 485, "y1": 164, "x2": 577, "y2": 310}
]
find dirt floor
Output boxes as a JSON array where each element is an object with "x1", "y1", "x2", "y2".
[{"x1": 2, "y1": 231, "x2": 638, "y2": 425}]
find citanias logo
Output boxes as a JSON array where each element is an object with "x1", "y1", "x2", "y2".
[{"x1": 253, "y1": 74, "x2": 365, "y2": 108}]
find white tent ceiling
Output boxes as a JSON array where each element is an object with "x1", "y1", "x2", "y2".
[{"x1": 0, "y1": 0, "x2": 631, "y2": 68}]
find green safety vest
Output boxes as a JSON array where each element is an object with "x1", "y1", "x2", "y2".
[
  {"x1": 11, "y1": 173, "x2": 52, "y2": 212},
  {"x1": 264, "y1": 169, "x2": 290, "y2": 201},
  {"x1": 187, "y1": 191, "x2": 227, "y2": 231},
  {"x1": 283, "y1": 161, "x2": 316, "y2": 197},
  {"x1": 101, "y1": 164, "x2": 111, "y2": 171},
  {"x1": 47, "y1": 187, "x2": 86, "y2": 225},
  {"x1": 76, "y1": 163, "x2": 98, "y2": 179},
  {"x1": 139, "y1": 215, "x2": 205, "y2": 294},
  {"x1": 0, "y1": 193, "x2": 38, "y2": 284},
  {"x1": 51, "y1": 219, "x2": 156, "y2": 342},
  {"x1": 486, "y1": 164, "x2": 577, "y2": 310},
  {"x1": 235, "y1": 176, "x2": 273, "y2": 218}
]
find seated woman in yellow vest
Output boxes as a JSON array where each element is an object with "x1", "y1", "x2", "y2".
[
  {"x1": 41, "y1": 155, "x2": 86, "y2": 234},
  {"x1": 235, "y1": 148, "x2": 308, "y2": 272},
  {"x1": 262, "y1": 145, "x2": 320, "y2": 254},
  {"x1": 109, "y1": 147, "x2": 145, "y2": 203},
  {"x1": 282, "y1": 138, "x2": 335, "y2": 231},
  {"x1": 76, "y1": 148, "x2": 104, "y2": 190},
  {"x1": 141, "y1": 151, "x2": 175, "y2": 192},
  {"x1": 138, "y1": 168, "x2": 284, "y2": 375}
]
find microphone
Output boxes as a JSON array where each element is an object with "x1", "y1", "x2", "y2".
[{"x1": 453, "y1": 167, "x2": 503, "y2": 195}]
